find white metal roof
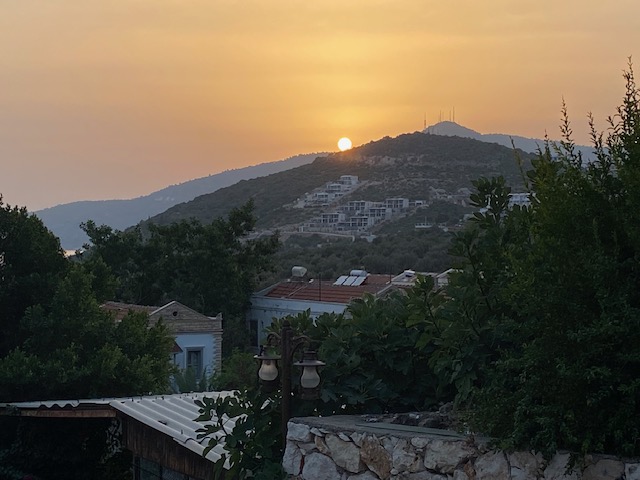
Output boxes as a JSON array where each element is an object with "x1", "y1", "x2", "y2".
[
  {"x1": 110, "y1": 392, "x2": 237, "y2": 463},
  {"x1": 0, "y1": 391, "x2": 238, "y2": 465}
]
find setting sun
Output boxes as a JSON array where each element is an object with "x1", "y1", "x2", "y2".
[{"x1": 338, "y1": 137, "x2": 353, "y2": 151}]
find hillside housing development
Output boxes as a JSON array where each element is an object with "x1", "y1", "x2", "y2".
[{"x1": 293, "y1": 175, "x2": 427, "y2": 234}]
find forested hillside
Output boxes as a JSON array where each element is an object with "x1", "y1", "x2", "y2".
[{"x1": 145, "y1": 133, "x2": 533, "y2": 231}]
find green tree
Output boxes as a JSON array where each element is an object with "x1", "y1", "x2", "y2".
[
  {"x1": 211, "y1": 349, "x2": 260, "y2": 391},
  {"x1": 0, "y1": 268, "x2": 173, "y2": 403},
  {"x1": 0, "y1": 200, "x2": 174, "y2": 480},
  {"x1": 263, "y1": 300, "x2": 445, "y2": 416},
  {"x1": 0, "y1": 198, "x2": 68, "y2": 356},
  {"x1": 82, "y1": 200, "x2": 280, "y2": 353},
  {"x1": 196, "y1": 389, "x2": 285, "y2": 480},
  {"x1": 432, "y1": 64, "x2": 640, "y2": 457}
]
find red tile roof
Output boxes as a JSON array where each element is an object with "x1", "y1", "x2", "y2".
[
  {"x1": 101, "y1": 301, "x2": 157, "y2": 322},
  {"x1": 262, "y1": 274, "x2": 393, "y2": 304}
]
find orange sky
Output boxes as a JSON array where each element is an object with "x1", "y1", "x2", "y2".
[{"x1": 1, "y1": 0, "x2": 639, "y2": 210}]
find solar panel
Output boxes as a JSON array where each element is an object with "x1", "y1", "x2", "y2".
[
  {"x1": 343, "y1": 276, "x2": 357, "y2": 286},
  {"x1": 333, "y1": 275, "x2": 348, "y2": 286},
  {"x1": 352, "y1": 276, "x2": 367, "y2": 286}
]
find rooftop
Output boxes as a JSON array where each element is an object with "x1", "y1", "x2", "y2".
[
  {"x1": 101, "y1": 300, "x2": 222, "y2": 334},
  {"x1": 0, "y1": 392, "x2": 236, "y2": 465},
  {"x1": 101, "y1": 301, "x2": 156, "y2": 322},
  {"x1": 258, "y1": 273, "x2": 394, "y2": 304}
]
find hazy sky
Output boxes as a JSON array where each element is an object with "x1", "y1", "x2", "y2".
[{"x1": 2, "y1": 1, "x2": 639, "y2": 211}]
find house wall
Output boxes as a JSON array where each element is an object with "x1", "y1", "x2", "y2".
[
  {"x1": 173, "y1": 333, "x2": 218, "y2": 376},
  {"x1": 248, "y1": 297, "x2": 348, "y2": 346},
  {"x1": 122, "y1": 416, "x2": 213, "y2": 480}
]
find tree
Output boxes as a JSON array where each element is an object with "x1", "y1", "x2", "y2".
[
  {"x1": 0, "y1": 198, "x2": 68, "y2": 356},
  {"x1": 0, "y1": 199, "x2": 174, "y2": 480},
  {"x1": 430, "y1": 63, "x2": 640, "y2": 457},
  {"x1": 196, "y1": 389, "x2": 285, "y2": 480},
  {"x1": 82, "y1": 200, "x2": 280, "y2": 353},
  {"x1": 253, "y1": 298, "x2": 446, "y2": 418}
]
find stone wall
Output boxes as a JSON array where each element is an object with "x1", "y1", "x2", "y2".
[{"x1": 283, "y1": 416, "x2": 640, "y2": 480}]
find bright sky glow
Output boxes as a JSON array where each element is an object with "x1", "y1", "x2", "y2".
[{"x1": 1, "y1": 1, "x2": 639, "y2": 210}]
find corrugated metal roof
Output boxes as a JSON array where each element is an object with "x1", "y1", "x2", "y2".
[
  {"x1": 109, "y1": 392, "x2": 236, "y2": 463},
  {"x1": 0, "y1": 392, "x2": 237, "y2": 465}
]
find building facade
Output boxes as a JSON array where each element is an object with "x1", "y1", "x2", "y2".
[
  {"x1": 247, "y1": 270, "x2": 395, "y2": 346},
  {"x1": 102, "y1": 301, "x2": 223, "y2": 376}
]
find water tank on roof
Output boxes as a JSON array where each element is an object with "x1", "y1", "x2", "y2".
[
  {"x1": 404, "y1": 270, "x2": 416, "y2": 277},
  {"x1": 350, "y1": 269, "x2": 368, "y2": 277},
  {"x1": 292, "y1": 266, "x2": 308, "y2": 277}
]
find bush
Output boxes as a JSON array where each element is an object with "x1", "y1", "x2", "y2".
[
  {"x1": 440, "y1": 64, "x2": 640, "y2": 457},
  {"x1": 211, "y1": 350, "x2": 259, "y2": 391}
]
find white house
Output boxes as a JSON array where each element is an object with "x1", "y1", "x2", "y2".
[
  {"x1": 339, "y1": 175, "x2": 359, "y2": 186},
  {"x1": 247, "y1": 269, "x2": 395, "y2": 346},
  {"x1": 385, "y1": 198, "x2": 410, "y2": 210},
  {"x1": 102, "y1": 301, "x2": 223, "y2": 376},
  {"x1": 508, "y1": 192, "x2": 532, "y2": 208}
]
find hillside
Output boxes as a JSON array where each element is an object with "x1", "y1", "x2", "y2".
[
  {"x1": 146, "y1": 132, "x2": 534, "y2": 230},
  {"x1": 35, "y1": 153, "x2": 325, "y2": 249}
]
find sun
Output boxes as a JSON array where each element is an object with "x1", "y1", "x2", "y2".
[{"x1": 337, "y1": 137, "x2": 352, "y2": 151}]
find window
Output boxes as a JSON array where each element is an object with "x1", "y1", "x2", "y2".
[
  {"x1": 186, "y1": 348, "x2": 203, "y2": 377},
  {"x1": 249, "y1": 319, "x2": 258, "y2": 347},
  {"x1": 134, "y1": 457, "x2": 192, "y2": 480}
]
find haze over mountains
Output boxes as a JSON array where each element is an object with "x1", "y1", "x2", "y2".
[
  {"x1": 35, "y1": 153, "x2": 325, "y2": 249},
  {"x1": 35, "y1": 122, "x2": 595, "y2": 249}
]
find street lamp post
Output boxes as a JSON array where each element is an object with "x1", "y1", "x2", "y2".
[{"x1": 255, "y1": 319, "x2": 325, "y2": 444}]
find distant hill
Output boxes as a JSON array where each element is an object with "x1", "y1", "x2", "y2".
[
  {"x1": 35, "y1": 153, "x2": 326, "y2": 249},
  {"x1": 144, "y1": 132, "x2": 535, "y2": 231},
  {"x1": 424, "y1": 121, "x2": 596, "y2": 160}
]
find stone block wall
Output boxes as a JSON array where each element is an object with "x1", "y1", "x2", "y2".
[{"x1": 283, "y1": 416, "x2": 640, "y2": 480}]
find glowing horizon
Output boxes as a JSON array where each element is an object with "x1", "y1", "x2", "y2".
[{"x1": 1, "y1": 1, "x2": 639, "y2": 210}]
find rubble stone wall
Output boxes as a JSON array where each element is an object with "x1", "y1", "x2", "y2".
[{"x1": 283, "y1": 416, "x2": 640, "y2": 480}]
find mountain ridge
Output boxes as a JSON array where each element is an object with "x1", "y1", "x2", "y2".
[
  {"x1": 424, "y1": 121, "x2": 596, "y2": 159},
  {"x1": 36, "y1": 153, "x2": 326, "y2": 249},
  {"x1": 37, "y1": 122, "x2": 596, "y2": 249},
  {"x1": 144, "y1": 132, "x2": 535, "y2": 233}
]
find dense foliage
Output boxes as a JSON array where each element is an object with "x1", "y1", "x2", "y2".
[
  {"x1": 82, "y1": 200, "x2": 280, "y2": 352},
  {"x1": 270, "y1": 299, "x2": 445, "y2": 416},
  {"x1": 0, "y1": 200, "x2": 174, "y2": 403},
  {"x1": 0, "y1": 200, "x2": 69, "y2": 358},
  {"x1": 263, "y1": 226, "x2": 455, "y2": 289},
  {"x1": 432, "y1": 66, "x2": 640, "y2": 457},
  {"x1": 211, "y1": 350, "x2": 259, "y2": 391},
  {"x1": 0, "y1": 199, "x2": 175, "y2": 479},
  {"x1": 196, "y1": 389, "x2": 285, "y2": 480}
]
